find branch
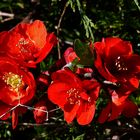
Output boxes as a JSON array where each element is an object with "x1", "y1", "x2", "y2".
[
  {"x1": 0, "y1": 11, "x2": 14, "y2": 17},
  {"x1": 56, "y1": 1, "x2": 69, "y2": 59},
  {"x1": 21, "y1": 0, "x2": 40, "y2": 23},
  {"x1": 0, "y1": 11, "x2": 14, "y2": 23}
]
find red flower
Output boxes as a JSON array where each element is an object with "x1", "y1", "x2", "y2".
[
  {"x1": 64, "y1": 47, "x2": 79, "y2": 63},
  {"x1": 36, "y1": 72, "x2": 50, "y2": 91},
  {"x1": 33, "y1": 100, "x2": 48, "y2": 124},
  {"x1": 0, "y1": 57, "x2": 35, "y2": 128},
  {"x1": 0, "y1": 20, "x2": 57, "y2": 68},
  {"x1": 48, "y1": 69, "x2": 100, "y2": 125},
  {"x1": 33, "y1": 95, "x2": 56, "y2": 124},
  {"x1": 94, "y1": 37, "x2": 140, "y2": 123},
  {"x1": 98, "y1": 99, "x2": 138, "y2": 123},
  {"x1": 94, "y1": 37, "x2": 140, "y2": 86},
  {"x1": 0, "y1": 57, "x2": 36, "y2": 106}
]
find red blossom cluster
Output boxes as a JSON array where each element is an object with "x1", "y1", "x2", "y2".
[
  {"x1": 0, "y1": 20, "x2": 57, "y2": 128},
  {"x1": 0, "y1": 20, "x2": 139, "y2": 128}
]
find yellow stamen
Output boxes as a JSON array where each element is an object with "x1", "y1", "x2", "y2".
[{"x1": 3, "y1": 72, "x2": 23, "y2": 93}]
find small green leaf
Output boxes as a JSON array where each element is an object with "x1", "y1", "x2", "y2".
[
  {"x1": 65, "y1": 58, "x2": 79, "y2": 72},
  {"x1": 40, "y1": 61, "x2": 47, "y2": 71},
  {"x1": 74, "y1": 39, "x2": 94, "y2": 67},
  {"x1": 73, "y1": 134, "x2": 85, "y2": 140},
  {"x1": 16, "y1": 2, "x2": 24, "y2": 9}
]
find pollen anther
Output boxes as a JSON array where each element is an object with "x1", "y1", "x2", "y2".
[
  {"x1": 3, "y1": 72, "x2": 23, "y2": 93},
  {"x1": 115, "y1": 56, "x2": 128, "y2": 72}
]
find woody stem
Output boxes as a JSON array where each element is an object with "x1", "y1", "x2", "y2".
[{"x1": 56, "y1": 1, "x2": 69, "y2": 59}]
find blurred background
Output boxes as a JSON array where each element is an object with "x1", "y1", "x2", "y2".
[{"x1": 0, "y1": 0, "x2": 140, "y2": 139}]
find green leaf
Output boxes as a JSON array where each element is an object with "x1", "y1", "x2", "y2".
[
  {"x1": 81, "y1": 15, "x2": 96, "y2": 41},
  {"x1": 40, "y1": 61, "x2": 47, "y2": 71},
  {"x1": 74, "y1": 39, "x2": 94, "y2": 67},
  {"x1": 65, "y1": 57, "x2": 80, "y2": 72},
  {"x1": 73, "y1": 134, "x2": 85, "y2": 140},
  {"x1": 16, "y1": 2, "x2": 24, "y2": 9},
  {"x1": 68, "y1": 0, "x2": 76, "y2": 12}
]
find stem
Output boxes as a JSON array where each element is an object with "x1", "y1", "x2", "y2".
[
  {"x1": 0, "y1": 11, "x2": 14, "y2": 17},
  {"x1": 56, "y1": 1, "x2": 69, "y2": 59},
  {"x1": 0, "y1": 105, "x2": 19, "y2": 119}
]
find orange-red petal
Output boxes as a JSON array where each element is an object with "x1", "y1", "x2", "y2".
[
  {"x1": 64, "y1": 104, "x2": 79, "y2": 123},
  {"x1": 77, "y1": 102, "x2": 95, "y2": 125},
  {"x1": 98, "y1": 102, "x2": 111, "y2": 123},
  {"x1": 48, "y1": 82, "x2": 69, "y2": 108}
]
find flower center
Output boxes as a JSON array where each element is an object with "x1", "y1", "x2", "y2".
[
  {"x1": 16, "y1": 38, "x2": 36, "y2": 60},
  {"x1": 115, "y1": 56, "x2": 128, "y2": 72},
  {"x1": 2, "y1": 72, "x2": 23, "y2": 93},
  {"x1": 67, "y1": 88, "x2": 80, "y2": 105},
  {"x1": 16, "y1": 38, "x2": 30, "y2": 52},
  {"x1": 66, "y1": 88, "x2": 91, "y2": 105}
]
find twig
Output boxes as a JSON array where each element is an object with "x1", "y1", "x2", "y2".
[
  {"x1": 0, "y1": 105, "x2": 19, "y2": 119},
  {"x1": 56, "y1": 1, "x2": 69, "y2": 59},
  {"x1": 0, "y1": 11, "x2": 14, "y2": 17},
  {"x1": 1, "y1": 17, "x2": 14, "y2": 23},
  {"x1": 21, "y1": 0, "x2": 40, "y2": 23},
  {"x1": 0, "y1": 11, "x2": 14, "y2": 23},
  {"x1": 18, "y1": 122, "x2": 56, "y2": 126}
]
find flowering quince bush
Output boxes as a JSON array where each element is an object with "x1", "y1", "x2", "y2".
[{"x1": 0, "y1": 19, "x2": 139, "y2": 131}]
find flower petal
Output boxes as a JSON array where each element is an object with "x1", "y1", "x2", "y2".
[
  {"x1": 116, "y1": 78, "x2": 139, "y2": 97},
  {"x1": 64, "y1": 103, "x2": 79, "y2": 123},
  {"x1": 94, "y1": 47, "x2": 116, "y2": 82},
  {"x1": 108, "y1": 102, "x2": 124, "y2": 121},
  {"x1": 51, "y1": 69, "x2": 82, "y2": 88},
  {"x1": 122, "y1": 100, "x2": 138, "y2": 118},
  {"x1": 32, "y1": 33, "x2": 57, "y2": 67},
  {"x1": 104, "y1": 37, "x2": 132, "y2": 58},
  {"x1": 47, "y1": 82, "x2": 69, "y2": 108},
  {"x1": 0, "y1": 101, "x2": 11, "y2": 120},
  {"x1": 98, "y1": 102, "x2": 111, "y2": 123},
  {"x1": 77, "y1": 102, "x2": 95, "y2": 125},
  {"x1": 126, "y1": 55, "x2": 140, "y2": 74},
  {"x1": 82, "y1": 80, "x2": 100, "y2": 100},
  {"x1": 0, "y1": 31, "x2": 8, "y2": 54},
  {"x1": 26, "y1": 20, "x2": 47, "y2": 49},
  {"x1": 64, "y1": 47, "x2": 79, "y2": 63},
  {"x1": 12, "y1": 109, "x2": 18, "y2": 129}
]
